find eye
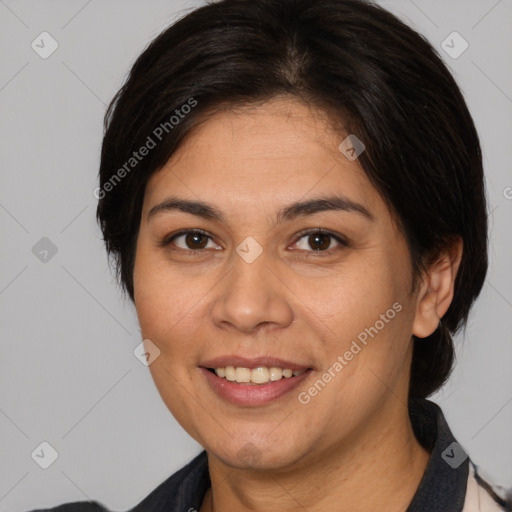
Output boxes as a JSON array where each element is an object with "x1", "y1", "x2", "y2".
[
  {"x1": 159, "y1": 228, "x2": 348, "y2": 255},
  {"x1": 160, "y1": 229, "x2": 220, "y2": 252},
  {"x1": 292, "y1": 229, "x2": 348, "y2": 254}
]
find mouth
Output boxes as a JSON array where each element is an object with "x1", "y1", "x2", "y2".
[
  {"x1": 204, "y1": 366, "x2": 309, "y2": 385},
  {"x1": 199, "y1": 357, "x2": 314, "y2": 406}
]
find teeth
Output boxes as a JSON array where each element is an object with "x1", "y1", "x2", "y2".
[
  {"x1": 225, "y1": 366, "x2": 236, "y2": 381},
  {"x1": 235, "y1": 367, "x2": 251, "y2": 383},
  {"x1": 214, "y1": 366, "x2": 306, "y2": 384},
  {"x1": 251, "y1": 367, "x2": 270, "y2": 384},
  {"x1": 269, "y1": 367, "x2": 282, "y2": 381}
]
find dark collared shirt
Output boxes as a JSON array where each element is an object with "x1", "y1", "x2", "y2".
[{"x1": 30, "y1": 399, "x2": 510, "y2": 512}]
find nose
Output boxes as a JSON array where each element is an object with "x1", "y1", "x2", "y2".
[{"x1": 210, "y1": 248, "x2": 294, "y2": 335}]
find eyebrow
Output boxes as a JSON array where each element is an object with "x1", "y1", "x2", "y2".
[{"x1": 147, "y1": 194, "x2": 373, "y2": 223}]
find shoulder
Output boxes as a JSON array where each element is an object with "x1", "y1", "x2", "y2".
[
  {"x1": 26, "y1": 451, "x2": 209, "y2": 512},
  {"x1": 129, "y1": 450, "x2": 209, "y2": 511},
  {"x1": 27, "y1": 503, "x2": 109, "y2": 512},
  {"x1": 463, "y1": 462, "x2": 512, "y2": 512}
]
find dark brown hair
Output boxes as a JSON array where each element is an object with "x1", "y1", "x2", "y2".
[{"x1": 96, "y1": 0, "x2": 488, "y2": 399}]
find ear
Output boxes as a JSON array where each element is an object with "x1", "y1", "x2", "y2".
[{"x1": 412, "y1": 237, "x2": 463, "y2": 338}]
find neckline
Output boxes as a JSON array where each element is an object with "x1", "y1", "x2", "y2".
[{"x1": 184, "y1": 399, "x2": 469, "y2": 512}]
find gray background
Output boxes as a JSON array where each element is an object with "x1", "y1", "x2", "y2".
[{"x1": 0, "y1": 0, "x2": 511, "y2": 510}]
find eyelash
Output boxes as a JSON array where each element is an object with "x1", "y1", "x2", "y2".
[{"x1": 158, "y1": 228, "x2": 349, "y2": 256}]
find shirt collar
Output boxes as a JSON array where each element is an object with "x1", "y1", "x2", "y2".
[{"x1": 406, "y1": 398, "x2": 469, "y2": 511}]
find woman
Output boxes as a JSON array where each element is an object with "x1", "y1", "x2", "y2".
[{"x1": 31, "y1": 0, "x2": 510, "y2": 510}]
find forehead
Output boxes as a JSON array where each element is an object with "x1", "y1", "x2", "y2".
[{"x1": 143, "y1": 98, "x2": 385, "y2": 219}]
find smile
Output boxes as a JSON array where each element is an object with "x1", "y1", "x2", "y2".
[
  {"x1": 200, "y1": 366, "x2": 313, "y2": 406},
  {"x1": 210, "y1": 366, "x2": 307, "y2": 384}
]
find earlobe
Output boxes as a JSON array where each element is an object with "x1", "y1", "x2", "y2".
[{"x1": 412, "y1": 237, "x2": 463, "y2": 339}]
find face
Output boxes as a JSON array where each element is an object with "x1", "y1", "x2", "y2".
[{"x1": 133, "y1": 97, "x2": 421, "y2": 471}]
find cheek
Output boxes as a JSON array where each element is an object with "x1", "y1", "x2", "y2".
[
  {"x1": 312, "y1": 251, "x2": 414, "y2": 388},
  {"x1": 316, "y1": 255, "x2": 404, "y2": 334},
  {"x1": 133, "y1": 242, "x2": 211, "y2": 366},
  {"x1": 133, "y1": 243, "x2": 179, "y2": 342},
  {"x1": 133, "y1": 246, "x2": 207, "y2": 435}
]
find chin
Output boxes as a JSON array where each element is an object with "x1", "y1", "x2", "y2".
[{"x1": 206, "y1": 434, "x2": 308, "y2": 471}]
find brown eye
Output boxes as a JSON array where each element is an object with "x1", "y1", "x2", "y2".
[
  {"x1": 294, "y1": 229, "x2": 348, "y2": 253},
  {"x1": 162, "y1": 229, "x2": 220, "y2": 251},
  {"x1": 308, "y1": 233, "x2": 331, "y2": 251},
  {"x1": 184, "y1": 232, "x2": 209, "y2": 249}
]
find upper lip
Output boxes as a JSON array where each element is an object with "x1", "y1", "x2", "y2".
[{"x1": 200, "y1": 355, "x2": 312, "y2": 371}]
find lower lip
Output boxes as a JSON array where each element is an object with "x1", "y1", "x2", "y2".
[{"x1": 200, "y1": 367, "x2": 313, "y2": 406}]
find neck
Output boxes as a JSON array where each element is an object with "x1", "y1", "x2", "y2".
[{"x1": 201, "y1": 398, "x2": 430, "y2": 512}]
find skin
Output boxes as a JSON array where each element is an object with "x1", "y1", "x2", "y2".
[{"x1": 133, "y1": 96, "x2": 462, "y2": 512}]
